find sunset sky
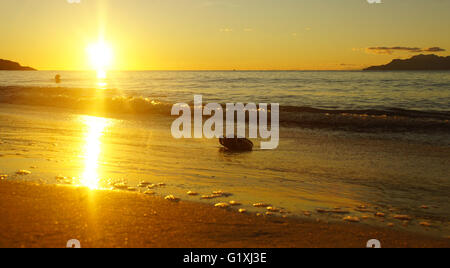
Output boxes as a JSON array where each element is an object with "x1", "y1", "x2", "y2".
[{"x1": 1, "y1": 0, "x2": 449, "y2": 70}]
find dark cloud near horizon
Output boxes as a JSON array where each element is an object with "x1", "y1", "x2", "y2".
[
  {"x1": 423, "y1": 47, "x2": 446, "y2": 52},
  {"x1": 366, "y1": 46, "x2": 446, "y2": 55}
]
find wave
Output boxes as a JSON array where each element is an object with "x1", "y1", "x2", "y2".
[
  {"x1": 279, "y1": 106, "x2": 450, "y2": 133},
  {"x1": 0, "y1": 86, "x2": 449, "y2": 133}
]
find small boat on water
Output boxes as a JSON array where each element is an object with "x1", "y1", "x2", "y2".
[{"x1": 219, "y1": 137, "x2": 253, "y2": 152}]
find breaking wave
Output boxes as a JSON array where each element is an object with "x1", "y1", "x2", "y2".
[{"x1": 0, "y1": 86, "x2": 449, "y2": 133}]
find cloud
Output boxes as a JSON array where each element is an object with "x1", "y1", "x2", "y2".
[
  {"x1": 219, "y1": 28, "x2": 233, "y2": 32},
  {"x1": 365, "y1": 46, "x2": 446, "y2": 55},
  {"x1": 423, "y1": 47, "x2": 446, "y2": 52}
]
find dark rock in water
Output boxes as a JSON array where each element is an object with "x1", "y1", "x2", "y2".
[
  {"x1": 219, "y1": 137, "x2": 253, "y2": 152},
  {"x1": 0, "y1": 59, "x2": 36, "y2": 71}
]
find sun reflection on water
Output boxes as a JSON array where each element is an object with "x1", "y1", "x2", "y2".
[{"x1": 80, "y1": 115, "x2": 111, "y2": 189}]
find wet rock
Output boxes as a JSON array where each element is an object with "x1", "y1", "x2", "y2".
[
  {"x1": 387, "y1": 223, "x2": 395, "y2": 227},
  {"x1": 138, "y1": 182, "x2": 152, "y2": 187},
  {"x1": 165, "y1": 195, "x2": 180, "y2": 202},
  {"x1": 355, "y1": 208, "x2": 374, "y2": 213},
  {"x1": 229, "y1": 201, "x2": 241, "y2": 206},
  {"x1": 113, "y1": 183, "x2": 129, "y2": 190},
  {"x1": 303, "y1": 211, "x2": 311, "y2": 217},
  {"x1": 62, "y1": 178, "x2": 75, "y2": 185},
  {"x1": 253, "y1": 203, "x2": 271, "y2": 208},
  {"x1": 330, "y1": 209, "x2": 350, "y2": 214},
  {"x1": 0, "y1": 175, "x2": 8, "y2": 180},
  {"x1": 55, "y1": 176, "x2": 74, "y2": 184},
  {"x1": 420, "y1": 205, "x2": 429, "y2": 209},
  {"x1": 214, "y1": 203, "x2": 230, "y2": 209},
  {"x1": 219, "y1": 137, "x2": 253, "y2": 152},
  {"x1": 343, "y1": 216, "x2": 360, "y2": 223},
  {"x1": 267, "y1": 207, "x2": 280, "y2": 212},
  {"x1": 265, "y1": 212, "x2": 274, "y2": 216},
  {"x1": 16, "y1": 170, "x2": 31, "y2": 175},
  {"x1": 201, "y1": 195, "x2": 217, "y2": 200},
  {"x1": 279, "y1": 209, "x2": 289, "y2": 214},
  {"x1": 375, "y1": 212, "x2": 385, "y2": 218},
  {"x1": 212, "y1": 191, "x2": 232, "y2": 197},
  {"x1": 420, "y1": 222, "x2": 432, "y2": 227},
  {"x1": 187, "y1": 191, "x2": 198, "y2": 196},
  {"x1": 143, "y1": 191, "x2": 155, "y2": 195},
  {"x1": 238, "y1": 209, "x2": 247, "y2": 213},
  {"x1": 316, "y1": 208, "x2": 350, "y2": 214},
  {"x1": 394, "y1": 215, "x2": 412, "y2": 221}
]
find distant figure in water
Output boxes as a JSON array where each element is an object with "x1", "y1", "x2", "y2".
[{"x1": 55, "y1": 74, "x2": 61, "y2": 84}]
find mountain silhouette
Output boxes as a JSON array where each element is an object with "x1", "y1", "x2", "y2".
[
  {"x1": 364, "y1": 54, "x2": 450, "y2": 71},
  {"x1": 0, "y1": 59, "x2": 36, "y2": 71}
]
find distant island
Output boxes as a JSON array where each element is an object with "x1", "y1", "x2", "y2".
[
  {"x1": 0, "y1": 59, "x2": 36, "y2": 71},
  {"x1": 364, "y1": 54, "x2": 450, "y2": 71}
]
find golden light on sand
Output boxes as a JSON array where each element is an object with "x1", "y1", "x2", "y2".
[
  {"x1": 80, "y1": 116, "x2": 110, "y2": 190},
  {"x1": 87, "y1": 41, "x2": 114, "y2": 79}
]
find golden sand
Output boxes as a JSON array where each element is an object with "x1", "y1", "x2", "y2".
[{"x1": 0, "y1": 181, "x2": 448, "y2": 248}]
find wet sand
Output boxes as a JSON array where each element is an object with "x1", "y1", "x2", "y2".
[{"x1": 0, "y1": 181, "x2": 448, "y2": 248}]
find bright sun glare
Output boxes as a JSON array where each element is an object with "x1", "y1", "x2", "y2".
[
  {"x1": 87, "y1": 41, "x2": 113, "y2": 79},
  {"x1": 80, "y1": 116, "x2": 110, "y2": 190}
]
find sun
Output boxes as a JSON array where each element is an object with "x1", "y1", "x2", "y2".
[{"x1": 87, "y1": 41, "x2": 114, "y2": 79}]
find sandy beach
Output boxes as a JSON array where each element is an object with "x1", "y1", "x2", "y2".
[
  {"x1": 0, "y1": 180, "x2": 448, "y2": 248},
  {"x1": 1, "y1": 101, "x2": 449, "y2": 247}
]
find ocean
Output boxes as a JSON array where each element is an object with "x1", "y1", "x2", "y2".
[
  {"x1": 0, "y1": 70, "x2": 449, "y2": 237},
  {"x1": 1, "y1": 70, "x2": 449, "y2": 111}
]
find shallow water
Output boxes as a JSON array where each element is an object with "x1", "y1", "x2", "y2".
[{"x1": 0, "y1": 103, "x2": 449, "y2": 237}]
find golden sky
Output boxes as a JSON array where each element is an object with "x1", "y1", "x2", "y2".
[{"x1": 1, "y1": 0, "x2": 449, "y2": 70}]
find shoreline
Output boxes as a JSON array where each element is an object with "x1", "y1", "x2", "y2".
[{"x1": 0, "y1": 181, "x2": 448, "y2": 248}]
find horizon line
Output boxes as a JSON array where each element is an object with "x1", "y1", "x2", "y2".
[{"x1": 29, "y1": 69, "x2": 365, "y2": 72}]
